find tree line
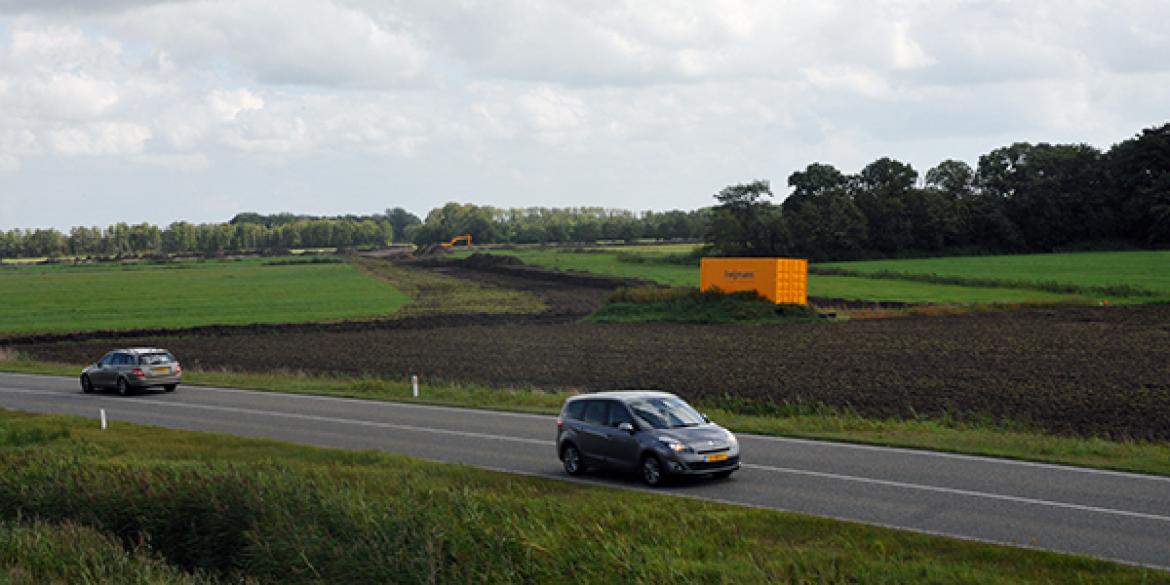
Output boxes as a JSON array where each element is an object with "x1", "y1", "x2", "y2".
[
  {"x1": 0, "y1": 217, "x2": 394, "y2": 259},
  {"x1": 3, "y1": 122, "x2": 1166, "y2": 261},
  {"x1": 708, "y1": 122, "x2": 1170, "y2": 260},
  {"x1": 406, "y1": 204, "x2": 707, "y2": 245}
]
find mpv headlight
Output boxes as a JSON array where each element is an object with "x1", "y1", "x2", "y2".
[{"x1": 658, "y1": 437, "x2": 692, "y2": 454}]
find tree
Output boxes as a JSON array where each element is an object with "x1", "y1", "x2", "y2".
[
  {"x1": 852, "y1": 158, "x2": 917, "y2": 253},
  {"x1": 1108, "y1": 123, "x2": 1170, "y2": 245},
  {"x1": 705, "y1": 180, "x2": 791, "y2": 257},
  {"x1": 384, "y1": 208, "x2": 421, "y2": 243}
]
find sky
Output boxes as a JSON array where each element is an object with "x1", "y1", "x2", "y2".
[{"x1": 1, "y1": 0, "x2": 1168, "y2": 231}]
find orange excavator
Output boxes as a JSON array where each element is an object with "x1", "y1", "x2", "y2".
[{"x1": 439, "y1": 234, "x2": 473, "y2": 249}]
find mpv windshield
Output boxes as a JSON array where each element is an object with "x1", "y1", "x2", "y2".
[{"x1": 628, "y1": 397, "x2": 705, "y2": 429}]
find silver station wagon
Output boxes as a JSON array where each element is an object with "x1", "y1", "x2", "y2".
[{"x1": 80, "y1": 348, "x2": 183, "y2": 395}]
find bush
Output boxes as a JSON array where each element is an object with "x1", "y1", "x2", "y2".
[{"x1": 592, "y1": 287, "x2": 818, "y2": 324}]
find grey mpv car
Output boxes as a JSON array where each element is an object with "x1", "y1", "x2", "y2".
[
  {"x1": 556, "y1": 391, "x2": 740, "y2": 486},
  {"x1": 81, "y1": 348, "x2": 182, "y2": 395}
]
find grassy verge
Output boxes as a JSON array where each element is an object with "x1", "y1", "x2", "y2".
[
  {"x1": 587, "y1": 287, "x2": 821, "y2": 324},
  {"x1": 353, "y1": 257, "x2": 545, "y2": 317},
  {"x1": 0, "y1": 257, "x2": 410, "y2": 335},
  {"x1": 4, "y1": 357, "x2": 1169, "y2": 478},
  {"x1": 1, "y1": 410, "x2": 1164, "y2": 583}
]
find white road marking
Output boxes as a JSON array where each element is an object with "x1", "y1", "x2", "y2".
[{"x1": 741, "y1": 463, "x2": 1170, "y2": 523}]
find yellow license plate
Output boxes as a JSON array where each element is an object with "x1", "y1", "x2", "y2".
[
  {"x1": 152, "y1": 367, "x2": 170, "y2": 375},
  {"x1": 705, "y1": 453, "x2": 729, "y2": 463}
]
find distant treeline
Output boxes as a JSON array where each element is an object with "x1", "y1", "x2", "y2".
[
  {"x1": 3, "y1": 122, "x2": 1166, "y2": 260},
  {"x1": 708, "y1": 122, "x2": 1170, "y2": 260},
  {"x1": 407, "y1": 205, "x2": 707, "y2": 245},
  {"x1": 0, "y1": 217, "x2": 393, "y2": 258}
]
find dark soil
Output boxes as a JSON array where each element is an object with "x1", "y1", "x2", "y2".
[{"x1": 19, "y1": 304, "x2": 1170, "y2": 440}]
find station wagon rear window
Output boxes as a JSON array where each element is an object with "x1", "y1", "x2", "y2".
[{"x1": 138, "y1": 353, "x2": 176, "y2": 365}]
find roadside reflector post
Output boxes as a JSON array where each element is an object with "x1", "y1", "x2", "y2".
[
  {"x1": 411, "y1": 375, "x2": 419, "y2": 398},
  {"x1": 100, "y1": 408, "x2": 107, "y2": 430}
]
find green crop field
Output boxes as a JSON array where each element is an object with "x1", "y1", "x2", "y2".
[
  {"x1": 821, "y1": 250, "x2": 1170, "y2": 300},
  {"x1": 0, "y1": 258, "x2": 410, "y2": 335},
  {"x1": 466, "y1": 249, "x2": 1096, "y2": 304}
]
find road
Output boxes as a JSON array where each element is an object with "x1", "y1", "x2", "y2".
[{"x1": 1, "y1": 372, "x2": 1168, "y2": 570}]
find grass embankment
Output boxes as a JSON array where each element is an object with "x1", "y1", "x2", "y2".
[
  {"x1": 0, "y1": 410, "x2": 1163, "y2": 583},
  {"x1": 0, "y1": 258, "x2": 410, "y2": 335},
  {"x1": 465, "y1": 248, "x2": 1098, "y2": 305},
  {"x1": 5, "y1": 358, "x2": 1170, "y2": 478},
  {"x1": 353, "y1": 257, "x2": 545, "y2": 316},
  {"x1": 587, "y1": 287, "x2": 820, "y2": 324},
  {"x1": 0, "y1": 520, "x2": 212, "y2": 584}
]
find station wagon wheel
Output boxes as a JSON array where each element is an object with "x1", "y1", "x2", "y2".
[
  {"x1": 641, "y1": 455, "x2": 664, "y2": 486},
  {"x1": 561, "y1": 444, "x2": 584, "y2": 476},
  {"x1": 80, "y1": 375, "x2": 94, "y2": 394},
  {"x1": 116, "y1": 377, "x2": 130, "y2": 396},
  {"x1": 163, "y1": 384, "x2": 177, "y2": 393}
]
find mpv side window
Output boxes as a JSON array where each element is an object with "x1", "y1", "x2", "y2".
[
  {"x1": 564, "y1": 400, "x2": 587, "y2": 421},
  {"x1": 581, "y1": 400, "x2": 608, "y2": 425},
  {"x1": 607, "y1": 402, "x2": 635, "y2": 428}
]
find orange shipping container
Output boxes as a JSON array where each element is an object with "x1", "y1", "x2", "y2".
[{"x1": 700, "y1": 258, "x2": 808, "y2": 305}]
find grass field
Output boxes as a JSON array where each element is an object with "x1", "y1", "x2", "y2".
[
  {"x1": 0, "y1": 259, "x2": 410, "y2": 335},
  {"x1": 821, "y1": 250, "x2": 1170, "y2": 301},
  {"x1": 465, "y1": 249, "x2": 1096, "y2": 304},
  {"x1": 1, "y1": 409, "x2": 1162, "y2": 583}
]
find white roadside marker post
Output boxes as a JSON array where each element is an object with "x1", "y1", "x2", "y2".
[
  {"x1": 100, "y1": 408, "x2": 107, "y2": 430},
  {"x1": 412, "y1": 375, "x2": 419, "y2": 398}
]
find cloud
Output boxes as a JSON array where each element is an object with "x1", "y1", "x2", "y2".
[
  {"x1": 1, "y1": 0, "x2": 1169, "y2": 230},
  {"x1": 47, "y1": 122, "x2": 151, "y2": 155},
  {"x1": 111, "y1": 0, "x2": 429, "y2": 88}
]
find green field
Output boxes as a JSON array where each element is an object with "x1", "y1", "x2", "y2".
[
  {"x1": 0, "y1": 259, "x2": 410, "y2": 335},
  {"x1": 822, "y1": 251, "x2": 1170, "y2": 299},
  {"x1": 467, "y1": 249, "x2": 1096, "y2": 304},
  {"x1": 1, "y1": 409, "x2": 1161, "y2": 583}
]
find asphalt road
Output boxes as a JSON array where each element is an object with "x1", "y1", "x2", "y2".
[{"x1": 1, "y1": 372, "x2": 1168, "y2": 570}]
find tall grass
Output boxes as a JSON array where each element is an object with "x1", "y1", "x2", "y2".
[
  {"x1": 0, "y1": 411, "x2": 1160, "y2": 584},
  {"x1": 0, "y1": 520, "x2": 213, "y2": 584}
]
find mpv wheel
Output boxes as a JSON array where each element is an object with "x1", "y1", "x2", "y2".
[
  {"x1": 80, "y1": 375, "x2": 94, "y2": 394},
  {"x1": 641, "y1": 455, "x2": 665, "y2": 486},
  {"x1": 116, "y1": 377, "x2": 130, "y2": 396},
  {"x1": 562, "y1": 444, "x2": 584, "y2": 476}
]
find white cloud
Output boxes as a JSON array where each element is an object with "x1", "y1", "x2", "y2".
[
  {"x1": 207, "y1": 89, "x2": 264, "y2": 122},
  {"x1": 113, "y1": 0, "x2": 428, "y2": 88},
  {"x1": 47, "y1": 122, "x2": 151, "y2": 155},
  {"x1": 1, "y1": 0, "x2": 1169, "y2": 229}
]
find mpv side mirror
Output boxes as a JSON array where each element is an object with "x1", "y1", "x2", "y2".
[{"x1": 617, "y1": 422, "x2": 635, "y2": 434}]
